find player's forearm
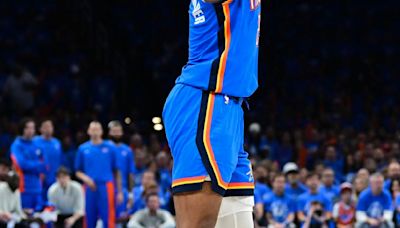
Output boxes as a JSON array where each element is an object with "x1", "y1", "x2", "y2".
[
  {"x1": 69, "y1": 212, "x2": 83, "y2": 223},
  {"x1": 129, "y1": 173, "x2": 134, "y2": 191},
  {"x1": 297, "y1": 212, "x2": 306, "y2": 223},
  {"x1": 114, "y1": 170, "x2": 122, "y2": 193},
  {"x1": 76, "y1": 171, "x2": 91, "y2": 183},
  {"x1": 286, "y1": 213, "x2": 295, "y2": 223}
]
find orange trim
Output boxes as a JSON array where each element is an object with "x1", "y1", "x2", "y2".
[
  {"x1": 203, "y1": 93, "x2": 229, "y2": 189},
  {"x1": 106, "y1": 182, "x2": 116, "y2": 228},
  {"x1": 10, "y1": 155, "x2": 25, "y2": 192},
  {"x1": 215, "y1": 0, "x2": 232, "y2": 93},
  {"x1": 172, "y1": 176, "x2": 207, "y2": 188},
  {"x1": 228, "y1": 182, "x2": 255, "y2": 189}
]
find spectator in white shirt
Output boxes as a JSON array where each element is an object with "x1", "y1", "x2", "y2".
[
  {"x1": 128, "y1": 193, "x2": 175, "y2": 228},
  {"x1": 48, "y1": 167, "x2": 84, "y2": 228},
  {"x1": 0, "y1": 159, "x2": 26, "y2": 228}
]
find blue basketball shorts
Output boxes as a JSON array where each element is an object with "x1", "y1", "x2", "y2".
[{"x1": 162, "y1": 83, "x2": 254, "y2": 197}]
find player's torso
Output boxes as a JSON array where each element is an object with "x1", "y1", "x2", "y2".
[
  {"x1": 34, "y1": 137, "x2": 61, "y2": 167},
  {"x1": 81, "y1": 143, "x2": 114, "y2": 181},
  {"x1": 177, "y1": 0, "x2": 261, "y2": 97},
  {"x1": 115, "y1": 144, "x2": 131, "y2": 177}
]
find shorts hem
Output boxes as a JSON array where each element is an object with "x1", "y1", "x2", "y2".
[
  {"x1": 172, "y1": 183, "x2": 204, "y2": 194},
  {"x1": 224, "y1": 189, "x2": 254, "y2": 197},
  {"x1": 172, "y1": 181, "x2": 226, "y2": 196}
]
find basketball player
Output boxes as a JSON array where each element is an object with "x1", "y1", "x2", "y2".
[
  {"x1": 163, "y1": 0, "x2": 261, "y2": 227},
  {"x1": 75, "y1": 121, "x2": 122, "y2": 228}
]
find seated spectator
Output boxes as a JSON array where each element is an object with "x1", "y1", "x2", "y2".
[
  {"x1": 264, "y1": 173, "x2": 296, "y2": 228},
  {"x1": 385, "y1": 162, "x2": 400, "y2": 191},
  {"x1": 131, "y1": 180, "x2": 170, "y2": 214},
  {"x1": 297, "y1": 173, "x2": 332, "y2": 226},
  {"x1": 155, "y1": 151, "x2": 172, "y2": 193},
  {"x1": 303, "y1": 201, "x2": 329, "y2": 228},
  {"x1": 353, "y1": 176, "x2": 369, "y2": 201},
  {"x1": 333, "y1": 183, "x2": 356, "y2": 228},
  {"x1": 319, "y1": 168, "x2": 340, "y2": 203},
  {"x1": 127, "y1": 193, "x2": 175, "y2": 228},
  {"x1": 283, "y1": 163, "x2": 308, "y2": 199},
  {"x1": 254, "y1": 164, "x2": 272, "y2": 223},
  {"x1": 323, "y1": 146, "x2": 344, "y2": 182},
  {"x1": 389, "y1": 178, "x2": 400, "y2": 202},
  {"x1": 47, "y1": 167, "x2": 84, "y2": 228},
  {"x1": 0, "y1": 159, "x2": 27, "y2": 228},
  {"x1": 356, "y1": 173, "x2": 394, "y2": 228}
]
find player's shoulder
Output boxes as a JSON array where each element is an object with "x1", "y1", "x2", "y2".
[
  {"x1": 51, "y1": 137, "x2": 62, "y2": 145},
  {"x1": 32, "y1": 136, "x2": 41, "y2": 142},
  {"x1": 11, "y1": 137, "x2": 22, "y2": 146},
  {"x1": 78, "y1": 141, "x2": 91, "y2": 150},
  {"x1": 121, "y1": 143, "x2": 132, "y2": 151}
]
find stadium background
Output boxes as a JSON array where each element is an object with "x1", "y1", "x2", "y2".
[{"x1": 1, "y1": 0, "x2": 400, "y2": 227}]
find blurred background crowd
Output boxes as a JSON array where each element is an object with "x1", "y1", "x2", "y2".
[{"x1": 1, "y1": 0, "x2": 400, "y2": 227}]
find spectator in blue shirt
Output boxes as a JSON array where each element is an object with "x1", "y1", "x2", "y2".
[
  {"x1": 264, "y1": 173, "x2": 296, "y2": 228},
  {"x1": 356, "y1": 173, "x2": 394, "y2": 228},
  {"x1": 319, "y1": 168, "x2": 340, "y2": 203},
  {"x1": 107, "y1": 120, "x2": 135, "y2": 221},
  {"x1": 283, "y1": 162, "x2": 308, "y2": 199},
  {"x1": 155, "y1": 151, "x2": 172, "y2": 194},
  {"x1": 323, "y1": 146, "x2": 344, "y2": 182},
  {"x1": 33, "y1": 120, "x2": 62, "y2": 201},
  {"x1": 297, "y1": 173, "x2": 332, "y2": 227},
  {"x1": 254, "y1": 165, "x2": 272, "y2": 222},
  {"x1": 10, "y1": 118, "x2": 46, "y2": 212},
  {"x1": 384, "y1": 162, "x2": 400, "y2": 192}
]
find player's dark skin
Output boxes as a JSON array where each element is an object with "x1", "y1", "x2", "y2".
[{"x1": 174, "y1": 182, "x2": 222, "y2": 228}]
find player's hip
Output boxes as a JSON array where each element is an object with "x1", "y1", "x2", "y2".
[{"x1": 163, "y1": 83, "x2": 245, "y2": 151}]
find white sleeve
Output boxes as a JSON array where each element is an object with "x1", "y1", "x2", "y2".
[
  {"x1": 383, "y1": 210, "x2": 393, "y2": 222},
  {"x1": 356, "y1": 211, "x2": 368, "y2": 223},
  {"x1": 73, "y1": 182, "x2": 85, "y2": 215},
  {"x1": 127, "y1": 211, "x2": 146, "y2": 228},
  {"x1": 332, "y1": 203, "x2": 339, "y2": 219},
  {"x1": 160, "y1": 211, "x2": 176, "y2": 228}
]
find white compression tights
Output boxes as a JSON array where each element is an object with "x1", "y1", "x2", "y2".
[
  {"x1": 215, "y1": 196, "x2": 254, "y2": 228},
  {"x1": 215, "y1": 211, "x2": 254, "y2": 228}
]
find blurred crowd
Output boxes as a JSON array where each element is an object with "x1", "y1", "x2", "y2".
[{"x1": 1, "y1": 118, "x2": 400, "y2": 227}]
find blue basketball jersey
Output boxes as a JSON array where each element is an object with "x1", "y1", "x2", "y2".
[{"x1": 176, "y1": 0, "x2": 261, "y2": 98}]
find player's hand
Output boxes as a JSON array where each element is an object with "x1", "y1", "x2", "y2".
[
  {"x1": 127, "y1": 198, "x2": 133, "y2": 209},
  {"x1": 85, "y1": 178, "x2": 97, "y2": 191},
  {"x1": 117, "y1": 191, "x2": 124, "y2": 205},
  {"x1": 65, "y1": 217, "x2": 76, "y2": 228},
  {"x1": 368, "y1": 218, "x2": 380, "y2": 226}
]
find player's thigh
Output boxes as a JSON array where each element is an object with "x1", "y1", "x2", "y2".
[{"x1": 173, "y1": 182, "x2": 222, "y2": 228}]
